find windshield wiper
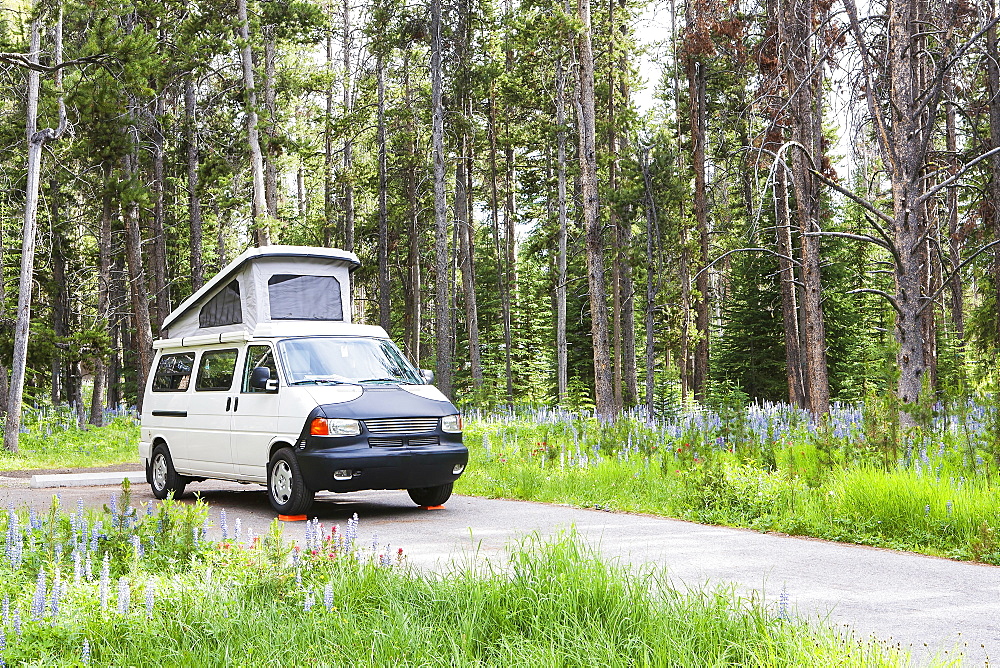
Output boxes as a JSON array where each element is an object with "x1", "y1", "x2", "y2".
[
  {"x1": 356, "y1": 377, "x2": 412, "y2": 384},
  {"x1": 290, "y1": 378, "x2": 356, "y2": 386}
]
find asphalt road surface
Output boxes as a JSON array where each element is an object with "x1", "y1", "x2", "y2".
[{"x1": 1, "y1": 477, "x2": 996, "y2": 666}]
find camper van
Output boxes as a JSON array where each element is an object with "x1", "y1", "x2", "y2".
[{"x1": 139, "y1": 245, "x2": 467, "y2": 514}]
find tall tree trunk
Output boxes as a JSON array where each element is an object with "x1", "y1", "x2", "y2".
[
  {"x1": 237, "y1": 0, "x2": 270, "y2": 246},
  {"x1": 5, "y1": 12, "x2": 65, "y2": 452},
  {"x1": 488, "y1": 92, "x2": 514, "y2": 403},
  {"x1": 150, "y1": 92, "x2": 169, "y2": 331},
  {"x1": 618, "y1": 71, "x2": 638, "y2": 407},
  {"x1": 186, "y1": 75, "x2": 204, "y2": 291},
  {"x1": 324, "y1": 25, "x2": 335, "y2": 246},
  {"x1": 782, "y1": 0, "x2": 830, "y2": 414},
  {"x1": 123, "y1": 141, "x2": 154, "y2": 413},
  {"x1": 943, "y1": 82, "x2": 962, "y2": 343},
  {"x1": 91, "y1": 182, "x2": 114, "y2": 427},
  {"x1": 774, "y1": 162, "x2": 805, "y2": 406},
  {"x1": 987, "y1": 0, "x2": 1000, "y2": 349},
  {"x1": 577, "y1": 0, "x2": 614, "y2": 419},
  {"x1": 641, "y1": 149, "x2": 660, "y2": 414},
  {"x1": 50, "y1": 187, "x2": 68, "y2": 405},
  {"x1": 403, "y1": 51, "x2": 422, "y2": 365},
  {"x1": 263, "y1": 31, "x2": 279, "y2": 219},
  {"x1": 687, "y1": 52, "x2": 710, "y2": 402},
  {"x1": 431, "y1": 0, "x2": 453, "y2": 397},
  {"x1": 377, "y1": 55, "x2": 390, "y2": 332},
  {"x1": 342, "y1": 0, "x2": 355, "y2": 251},
  {"x1": 556, "y1": 55, "x2": 569, "y2": 405}
]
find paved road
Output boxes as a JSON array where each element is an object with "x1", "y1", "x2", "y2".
[{"x1": 2, "y1": 477, "x2": 996, "y2": 666}]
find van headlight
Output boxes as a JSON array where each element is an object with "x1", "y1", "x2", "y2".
[
  {"x1": 310, "y1": 418, "x2": 361, "y2": 437},
  {"x1": 441, "y1": 414, "x2": 463, "y2": 433}
]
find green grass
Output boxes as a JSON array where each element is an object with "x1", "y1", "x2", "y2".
[
  {"x1": 0, "y1": 489, "x2": 910, "y2": 666},
  {"x1": 0, "y1": 410, "x2": 138, "y2": 471},
  {"x1": 456, "y1": 412, "x2": 1000, "y2": 564}
]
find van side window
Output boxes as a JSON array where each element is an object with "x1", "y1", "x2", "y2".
[
  {"x1": 195, "y1": 349, "x2": 238, "y2": 391},
  {"x1": 242, "y1": 345, "x2": 278, "y2": 393},
  {"x1": 152, "y1": 353, "x2": 196, "y2": 392}
]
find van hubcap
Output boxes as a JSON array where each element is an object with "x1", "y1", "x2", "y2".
[
  {"x1": 271, "y1": 460, "x2": 293, "y2": 504},
  {"x1": 152, "y1": 454, "x2": 167, "y2": 490}
]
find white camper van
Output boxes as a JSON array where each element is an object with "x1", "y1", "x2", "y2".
[{"x1": 139, "y1": 245, "x2": 467, "y2": 514}]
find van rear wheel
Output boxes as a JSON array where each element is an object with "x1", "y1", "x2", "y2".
[
  {"x1": 150, "y1": 444, "x2": 187, "y2": 500},
  {"x1": 407, "y1": 483, "x2": 453, "y2": 507},
  {"x1": 267, "y1": 448, "x2": 314, "y2": 515}
]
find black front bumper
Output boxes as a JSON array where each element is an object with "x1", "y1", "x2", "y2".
[{"x1": 296, "y1": 432, "x2": 468, "y2": 492}]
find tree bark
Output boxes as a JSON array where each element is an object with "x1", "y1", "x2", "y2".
[
  {"x1": 402, "y1": 51, "x2": 422, "y2": 365},
  {"x1": 377, "y1": 55, "x2": 390, "y2": 332},
  {"x1": 577, "y1": 0, "x2": 615, "y2": 419},
  {"x1": 774, "y1": 162, "x2": 805, "y2": 406},
  {"x1": 263, "y1": 31, "x2": 279, "y2": 220},
  {"x1": 431, "y1": 0, "x2": 453, "y2": 397},
  {"x1": 987, "y1": 0, "x2": 1000, "y2": 348},
  {"x1": 237, "y1": 0, "x2": 270, "y2": 246},
  {"x1": 641, "y1": 149, "x2": 659, "y2": 414},
  {"x1": 342, "y1": 0, "x2": 355, "y2": 251},
  {"x1": 186, "y1": 75, "x2": 204, "y2": 292},
  {"x1": 556, "y1": 55, "x2": 569, "y2": 405},
  {"x1": 150, "y1": 92, "x2": 169, "y2": 331}
]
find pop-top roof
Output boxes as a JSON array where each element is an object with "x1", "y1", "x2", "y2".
[{"x1": 160, "y1": 245, "x2": 361, "y2": 339}]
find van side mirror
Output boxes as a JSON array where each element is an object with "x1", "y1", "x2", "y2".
[
  {"x1": 250, "y1": 367, "x2": 271, "y2": 389},
  {"x1": 420, "y1": 369, "x2": 434, "y2": 384}
]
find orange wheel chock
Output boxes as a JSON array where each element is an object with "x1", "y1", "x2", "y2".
[
  {"x1": 422, "y1": 505, "x2": 446, "y2": 510},
  {"x1": 278, "y1": 514, "x2": 308, "y2": 521}
]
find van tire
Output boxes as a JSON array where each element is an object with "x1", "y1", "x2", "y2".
[
  {"x1": 407, "y1": 483, "x2": 453, "y2": 507},
  {"x1": 150, "y1": 445, "x2": 187, "y2": 500},
  {"x1": 267, "y1": 448, "x2": 314, "y2": 515}
]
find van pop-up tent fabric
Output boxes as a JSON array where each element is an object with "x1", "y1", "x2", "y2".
[{"x1": 160, "y1": 246, "x2": 360, "y2": 339}]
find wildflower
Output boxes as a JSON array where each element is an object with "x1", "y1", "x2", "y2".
[
  {"x1": 145, "y1": 580, "x2": 156, "y2": 619},
  {"x1": 234, "y1": 518, "x2": 242, "y2": 542},
  {"x1": 220, "y1": 510, "x2": 228, "y2": 540},
  {"x1": 50, "y1": 572, "x2": 61, "y2": 617},
  {"x1": 31, "y1": 569, "x2": 46, "y2": 619},
  {"x1": 99, "y1": 554, "x2": 110, "y2": 611},
  {"x1": 117, "y1": 577, "x2": 131, "y2": 615},
  {"x1": 924, "y1": 504, "x2": 931, "y2": 517},
  {"x1": 946, "y1": 501, "x2": 953, "y2": 517},
  {"x1": 82, "y1": 639, "x2": 91, "y2": 665},
  {"x1": 12, "y1": 610, "x2": 20, "y2": 638},
  {"x1": 324, "y1": 583, "x2": 334, "y2": 610},
  {"x1": 1, "y1": 597, "x2": 6, "y2": 626},
  {"x1": 131, "y1": 535, "x2": 143, "y2": 559},
  {"x1": 304, "y1": 592, "x2": 314, "y2": 612},
  {"x1": 778, "y1": 585, "x2": 790, "y2": 622}
]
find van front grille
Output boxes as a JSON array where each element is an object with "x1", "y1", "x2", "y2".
[
  {"x1": 408, "y1": 436, "x2": 439, "y2": 447},
  {"x1": 364, "y1": 417, "x2": 439, "y2": 434},
  {"x1": 369, "y1": 437, "x2": 405, "y2": 448}
]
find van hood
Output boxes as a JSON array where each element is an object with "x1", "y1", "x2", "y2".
[{"x1": 314, "y1": 385, "x2": 457, "y2": 419}]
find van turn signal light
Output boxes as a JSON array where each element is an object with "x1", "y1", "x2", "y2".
[{"x1": 310, "y1": 417, "x2": 328, "y2": 436}]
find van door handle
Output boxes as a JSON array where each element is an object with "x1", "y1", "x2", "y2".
[
  {"x1": 233, "y1": 397, "x2": 239, "y2": 412},
  {"x1": 226, "y1": 397, "x2": 232, "y2": 411}
]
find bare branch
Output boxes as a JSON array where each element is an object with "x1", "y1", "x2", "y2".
[
  {"x1": 848, "y1": 288, "x2": 902, "y2": 315},
  {"x1": 807, "y1": 167, "x2": 895, "y2": 226},
  {"x1": 917, "y1": 238, "x2": 1000, "y2": 314},
  {"x1": 918, "y1": 144, "x2": 1000, "y2": 204},
  {"x1": 693, "y1": 247, "x2": 799, "y2": 281},
  {"x1": 0, "y1": 52, "x2": 109, "y2": 73}
]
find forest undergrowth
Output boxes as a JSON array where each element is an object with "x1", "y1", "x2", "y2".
[
  {"x1": 0, "y1": 484, "x2": 908, "y2": 666},
  {"x1": 456, "y1": 397, "x2": 1000, "y2": 565}
]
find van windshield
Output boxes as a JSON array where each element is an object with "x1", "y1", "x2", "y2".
[{"x1": 277, "y1": 337, "x2": 423, "y2": 385}]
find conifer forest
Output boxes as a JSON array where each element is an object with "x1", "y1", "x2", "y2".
[{"x1": 0, "y1": 0, "x2": 998, "y2": 440}]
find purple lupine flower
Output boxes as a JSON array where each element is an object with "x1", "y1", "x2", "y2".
[
  {"x1": 99, "y1": 554, "x2": 110, "y2": 610},
  {"x1": 305, "y1": 519, "x2": 314, "y2": 551},
  {"x1": 324, "y1": 583, "x2": 333, "y2": 610},
  {"x1": 13, "y1": 610, "x2": 20, "y2": 638},
  {"x1": 73, "y1": 550, "x2": 82, "y2": 584},
  {"x1": 81, "y1": 639, "x2": 91, "y2": 665},
  {"x1": 220, "y1": 510, "x2": 228, "y2": 540},
  {"x1": 234, "y1": 518, "x2": 242, "y2": 543},
  {"x1": 146, "y1": 501, "x2": 154, "y2": 517},
  {"x1": 946, "y1": 500, "x2": 954, "y2": 517},
  {"x1": 84, "y1": 553, "x2": 93, "y2": 581},
  {"x1": 49, "y1": 573, "x2": 61, "y2": 617},
  {"x1": 145, "y1": 580, "x2": 155, "y2": 619},
  {"x1": 117, "y1": 577, "x2": 130, "y2": 615},
  {"x1": 303, "y1": 592, "x2": 314, "y2": 612},
  {"x1": 109, "y1": 494, "x2": 118, "y2": 527},
  {"x1": 295, "y1": 568, "x2": 302, "y2": 587},
  {"x1": 2, "y1": 595, "x2": 9, "y2": 626},
  {"x1": 31, "y1": 569, "x2": 46, "y2": 619},
  {"x1": 778, "y1": 586, "x2": 790, "y2": 621}
]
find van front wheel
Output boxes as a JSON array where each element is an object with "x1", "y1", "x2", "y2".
[
  {"x1": 150, "y1": 445, "x2": 186, "y2": 500},
  {"x1": 407, "y1": 483, "x2": 453, "y2": 507},
  {"x1": 267, "y1": 448, "x2": 314, "y2": 515}
]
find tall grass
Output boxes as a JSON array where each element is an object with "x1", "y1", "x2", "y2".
[
  {"x1": 458, "y1": 403, "x2": 1000, "y2": 563},
  {"x1": 0, "y1": 486, "x2": 908, "y2": 666},
  {"x1": 0, "y1": 407, "x2": 138, "y2": 471}
]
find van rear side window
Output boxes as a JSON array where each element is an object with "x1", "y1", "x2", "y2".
[
  {"x1": 152, "y1": 353, "x2": 196, "y2": 392},
  {"x1": 196, "y1": 349, "x2": 239, "y2": 391}
]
